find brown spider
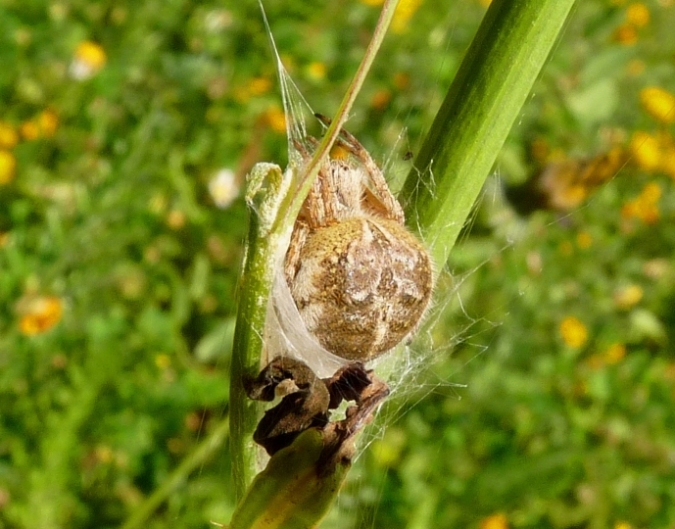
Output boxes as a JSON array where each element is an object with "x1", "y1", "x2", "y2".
[{"x1": 284, "y1": 116, "x2": 433, "y2": 362}]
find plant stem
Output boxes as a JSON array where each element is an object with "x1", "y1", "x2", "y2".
[{"x1": 401, "y1": 0, "x2": 577, "y2": 272}]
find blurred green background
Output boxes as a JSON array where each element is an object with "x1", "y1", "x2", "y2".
[{"x1": 2, "y1": 0, "x2": 675, "y2": 528}]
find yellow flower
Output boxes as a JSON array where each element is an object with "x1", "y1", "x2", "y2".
[
  {"x1": 306, "y1": 61, "x2": 326, "y2": 81},
  {"x1": 614, "y1": 285, "x2": 643, "y2": 309},
  {"x1": 0, "y1": 150, "x2": 17, "y2": 185},
  {"x1": 37, "y1": 109, "x2": 59, "y2": 137},
  {"x1": 629, "y1": 131, "x2": 662, "y2": 172},
  {"x1": 19, "y1": 110, "x2": 60, "y2": 141},
  {"x1": 640, "y1": 86, "x2": 675, "y2": 124},
  {"x1": 604, "y1": 343, "x2": 627, "y2": 365},
  {"x1": 621, "y1": 182, "x2": 661, "y2": 224},
  {"x1": 614, "y1": 522, "x2": 633, "y2": 529},
  {"x1": 576, "y1": 231, "x2": 592, "y2": 249},
  {"x1": 660, "y1": 146, "x2": 675, "y2": 179},
  {"x1": 626, "y1": 3, "x2": 650, "y2": 27},
  {"x1": 18, "y1": 295, "x2": 64, "y2": 335},
  {"x1": 559, "y1": 316, "x2": 589, "y2": 348},
  {"x1": 234, "y1": 77, "x2": 273, "y2": 102},
  {"x1": 20, "y1": 120, "x2": 40, "y2": 141},
  {"x1": 0, "y1": 122, "x2": 18, "y2": 149},
  {"x1": 371, "y1": 88, "x2": 392, "y2": 110},
  {"x1": 70, "y1": 41, "x2": 107, "y2": 80},
  {"x1": 166, "y1": 209, "x2": 186, "y2": 229},
  {"x1": 263, "y1": 105, "x2": 286, "y2": 134},
  {"x1": 480, "y1": 513, "x2": 509, "y2": 529},
  {"x1": 613, "y1": 23, "x2": 638, "y2": 44},
  {"x1": 248, "y1": 76, "x2": 272, "y2": 96},
  {"x1": 392, "y1": 0, "x2": 423, "y2": 33}
]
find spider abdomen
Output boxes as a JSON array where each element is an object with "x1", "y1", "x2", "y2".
[{"x1": 288, "y1": 217, "x2": 433, "y2": 361}]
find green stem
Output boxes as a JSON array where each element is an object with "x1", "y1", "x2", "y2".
[{"x1": 401, "y1": 0, "x2": 577, "y2": 272}]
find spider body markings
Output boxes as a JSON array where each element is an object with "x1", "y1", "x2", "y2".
[{"x1": 284, "y1": 118, "x2": 433, "y2": 362}]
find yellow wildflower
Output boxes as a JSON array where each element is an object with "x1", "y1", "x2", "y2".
[
  {"x1": 392, "y1": 0, "x2": 422, "y2": 34},
  {"x1": 37, "y1": 109, "x2": 59, "y2": 137},
  {"x1": 614, "y1": 522, "x2": 633, "y2": 529},
  {"x1": 248, "y1": 76, "x2": 272, "y2": 96},
  {"x1": 640, "y1": 86, "x2": 675, "y2": 124},
  {"x1": 20, "y1": 120, "x2": 40, "y2": 141},
  {"x1": 626, "y1": 3, "x2": 650, "y2": 25},
  {"x1": 234, "y1": 77, "x2": 273, "y2": 103},
  {"x1": 576, "y1": 231, "x2": 593, "y2": 249},
  {"x1": 263, "y1": 105, "x2": 286, "y2": 134},
  {"x1": 604, "y1": 343, "x2": 627, "y2": 365},
  {"x1": 166, "y1": 209, "x2": 186, "y2": 229},
  {"x1": 629, "y1": 131, "x2": 662, "y2": 172},
  {"x1": 660, "y1": 146, "x2": 675, "y2": 179},
  {"x1": 306, "y1": 61, "x2": 326, "y2": 81},
  {"x1": 614, "y1": 285, "x2": 643, "y2": 309},
  {"x1": 480, "y1": 513, "x2": 509, "y2": 529},
  {"x1": 371, "y1": 89, "x2": 392, "y2": 110},
  {"x1": 0, "y1": 122, "x2": 18, "y2": 149},
  {"x1": 626, "y1": 3, "x2": 650, "y2": 27},
  {"x1": 559, "y1": 316, "x2": 589, "y2": 348},
  {"x1": 70, "y1": 41, "x2": 107, "y2": 80},
  {"x1": 613, "y1": 23, "x2": 638, "y2": 45},
  {"x1": 0, "y1": 150, "x2": 16, "y2": 185},
  {"x1": 621, "y1": 182, "x2": 661, "y2": 224},
  {"x1": 18, "y1": 295, "x2": 64, "y2": 335}
]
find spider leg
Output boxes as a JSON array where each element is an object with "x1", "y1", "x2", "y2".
[
  {"x1": 284, "y1": 217, "x2": 310, "y2": 284},
  {"x1": 314, "y1": 114, "x2": 404, "y2": 223},
  {"x1": 293, "y1": 135, "x2": 346, "y2": 227}
]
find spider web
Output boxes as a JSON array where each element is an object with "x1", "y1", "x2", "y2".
[
  {"x1": 256, "y1": 0, "x2": 491, "y2": 456},
  {"x1": 249, "y1": 2, "x2": 659, "y2": 528}
]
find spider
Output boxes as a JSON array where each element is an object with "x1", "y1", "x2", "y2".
[{"x1": 284, "y1": 116, "x2": 433, "y2": 362}]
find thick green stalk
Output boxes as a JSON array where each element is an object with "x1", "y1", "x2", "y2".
[{"x1": 402, "y1": 0, "x2": 577, "y2": 271}]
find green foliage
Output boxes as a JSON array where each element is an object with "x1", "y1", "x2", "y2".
[{"x1": 1, "y1": 0, "x2": 675, "y2": 528}]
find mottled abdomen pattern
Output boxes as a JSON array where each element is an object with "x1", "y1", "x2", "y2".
[{"x1": 288, "y1": 217, "x2": 433, "y2": 361}]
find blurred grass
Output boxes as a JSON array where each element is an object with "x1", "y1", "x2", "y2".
[{"x1": 1, "y1": 1, "x2": 675, "y2": 528}]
